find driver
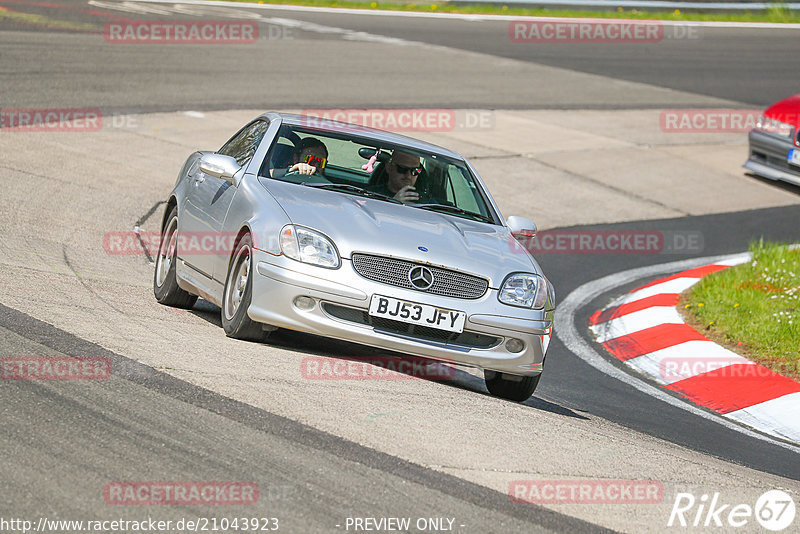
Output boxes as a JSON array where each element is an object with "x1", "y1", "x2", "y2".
[
  {"x1": 371, "y1": 150, "x2": 424, "y2": 203},
  {"x1": 287, "y1": 137, "x2": 328, "y2": 176}
]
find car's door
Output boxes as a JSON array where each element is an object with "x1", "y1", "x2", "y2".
[{"x1": 181, "y1": 119, "x2": 270, "y2": 282}]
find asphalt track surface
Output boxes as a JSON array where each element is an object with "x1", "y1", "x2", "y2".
[
  {"x1": 0, "y1": 0, "x2": 798, "y2": 110},
  {"x1": 0, "y1": 305, "x2": 606, "y2": 533},
  {"x1": 1, "y1": 1, "x2": 800, "y2": 532}
]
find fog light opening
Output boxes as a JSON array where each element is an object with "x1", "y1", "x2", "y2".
[
  {"x1": 293, "y1": 296, "x2": 316, "y2": 311},
  {"x1": 505, "y1": 338, "x2": 525, "y2": 353}
]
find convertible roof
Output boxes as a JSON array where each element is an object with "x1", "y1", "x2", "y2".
[{"x1": 263, "y1": 112, "x2": 465, "y2": 161}]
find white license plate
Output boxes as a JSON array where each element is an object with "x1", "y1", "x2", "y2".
[
  {"x1": 369, "y1": 295, "x2": 466, "y2": 333},
  {"x1": 788, "y1": 149, "x2": 800, "y2": 166}
]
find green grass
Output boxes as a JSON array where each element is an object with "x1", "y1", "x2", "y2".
[
  {"x1": 229, "y1": 0, "x2": 800, "y2": 23},
  {"x1": 682, "y1": 240, "x2": 800, "y2": 381}
]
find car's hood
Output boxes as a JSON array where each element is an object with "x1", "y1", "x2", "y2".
[{"x1": 261, "y1": 180, "x2": 539, "y2": 287}]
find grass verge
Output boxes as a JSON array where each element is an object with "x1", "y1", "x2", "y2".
[
  {"x1": 229, "y1": 1, "x2": 800, "y2": 23},
  {"x1": 680, "y1": 240, "x2": 800, "y2": 382}
]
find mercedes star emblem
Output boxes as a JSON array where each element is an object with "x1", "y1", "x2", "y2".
[{"x1": 408, "y1": 265, "x2": 434, "y2": 290}]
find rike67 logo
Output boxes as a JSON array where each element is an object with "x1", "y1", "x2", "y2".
[{"x1": 668, "y1": 490, "x2": 796, "y2": 531}]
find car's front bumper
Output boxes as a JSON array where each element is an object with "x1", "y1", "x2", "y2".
[
  {"x1": 743, "y1": 130, "x2": 800, "y2": 187},
  {"x1": 247, "y1": 251, "x2": 553, "y2": 376}
]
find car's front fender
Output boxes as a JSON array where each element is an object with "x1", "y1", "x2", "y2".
[{"x1": 219, "y1": 173, "x2": 292, "y2": 259}]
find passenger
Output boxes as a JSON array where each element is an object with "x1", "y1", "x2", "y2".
[{"x1": 371, "y1": 150, "x2": 424, "y2": 203}]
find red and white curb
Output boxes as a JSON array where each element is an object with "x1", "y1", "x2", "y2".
[{"x1": 589, "y1": 257, "x2": 800, "y2": 444}]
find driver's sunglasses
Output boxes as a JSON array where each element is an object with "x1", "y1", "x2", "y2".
[
  {"x1": 303, "y1": 154, "x2": 327, "y2": 169},
  {"x1": 392, "y1": 162, "x2": 423, "y2": 176}
]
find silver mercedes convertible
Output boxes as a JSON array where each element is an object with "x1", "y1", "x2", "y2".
[{"x1": 153, "y1": 112, "x2": 555, "y2": 401}]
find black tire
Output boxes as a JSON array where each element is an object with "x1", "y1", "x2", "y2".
[
  {"x1": 484, "y1": 371, "x2": 541, "y2": 402},
  {"x1": 221, "y1": 233, "x2": 270, "y2": 341},
  {"x1": 153, "y1": 206, "x2": 198, "y2": 309}
]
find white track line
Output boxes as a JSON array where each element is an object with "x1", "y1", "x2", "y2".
[{"x1": 726, "y1": 393, "x2": 800, "y2": 443}]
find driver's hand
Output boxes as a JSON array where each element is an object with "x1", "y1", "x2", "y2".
[
  {"x1": 394, "y1": 185, "x2": 419, "y2": 203},
  {"x1": 288, "y1": 163, "x2": 317, "y2": 175}
]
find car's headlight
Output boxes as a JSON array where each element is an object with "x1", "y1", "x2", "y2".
[
  {"x1": 280, "y1": 225, "x2": 340, "y2": 268},
  {"x1": 498, "y1": 273, "x2": 548, "y2": 309},
  {"x1": 755, "y1": 115, "x2": 795, "y2": 139}
]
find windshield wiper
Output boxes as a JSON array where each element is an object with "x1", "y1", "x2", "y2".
[
  {"x1": 301, "y1": 182, "x2": 402, "y2": 203},
  {"x1": 414, "y1": 203, "x2": 494, "y2": 223}
]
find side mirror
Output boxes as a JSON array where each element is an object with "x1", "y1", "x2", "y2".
[
  {"x1": 199, "y1": 153, "x2": 241, "y2": 184},
  {"x1": 506, "y1": 215, "x2": 537, "y2": 237}
]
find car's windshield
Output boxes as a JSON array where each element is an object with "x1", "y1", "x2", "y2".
[{"x1": 260, "y1": 124, "x2": 496, "y2": 223}]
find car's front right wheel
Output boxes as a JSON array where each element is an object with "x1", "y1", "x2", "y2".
[
  {"x1": 154, "y1": 206, "x2": 198, "y2": 309},
  {"x1": 222, "y1": 233, "x2": 271, "y2": 342},
  {"x1": 484, "y1": 371, "x2": 541, "y2": 402}
]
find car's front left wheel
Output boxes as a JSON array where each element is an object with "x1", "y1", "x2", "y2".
[
  {"x1": 484, "y1": 371, "x2": 541, "y2": 402},
  {"x1": 222, "y1": 233, "x2": 271, "y2": 342}
]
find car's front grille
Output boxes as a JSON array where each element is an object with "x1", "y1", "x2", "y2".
[
  {"x1": 351, "y1": 253, "x2": 488, "y2": 299},
  {"x1": 321, "y1": 303, "x2": 500, "y2": 349}
]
